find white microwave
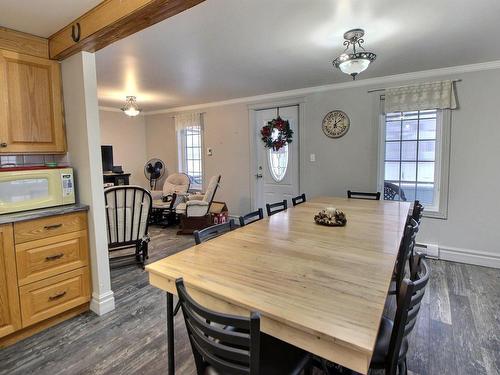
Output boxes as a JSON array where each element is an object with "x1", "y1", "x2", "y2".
[{"x1": 0, "y1": 167, "x2": 75, "y2": 214}]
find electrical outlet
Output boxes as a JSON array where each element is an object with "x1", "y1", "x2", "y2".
[{"x1": 310, "y1": 153, "x2": 316, "y2": 162}]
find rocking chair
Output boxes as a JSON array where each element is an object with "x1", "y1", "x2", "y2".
[{"x1": 104, "y1": 186, "x2": 152, "y2": 269}]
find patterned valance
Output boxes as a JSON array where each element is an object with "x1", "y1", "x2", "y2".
[
  {"x1": 174, "y1": 112, "x2": 202, "y2": 132},
  {"x1": 384, "y1": 80, "x2": 457, "y2": 113}
]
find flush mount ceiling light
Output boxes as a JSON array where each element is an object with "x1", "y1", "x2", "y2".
[
  {"x1": 332, "y1": 29, "x2": 376, "y2": 80},
  {"x1": 121, "y1": 96, "x2": 142, "y2": 117}
]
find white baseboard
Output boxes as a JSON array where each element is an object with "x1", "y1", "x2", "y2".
[
  {"x1": 90, "y1": 290, "x2": 115, "y2": 315},
  {"x1": 439, "y1": 246, "x2": 500, "y2": 269}
]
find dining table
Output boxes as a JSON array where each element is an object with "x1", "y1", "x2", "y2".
[{"x1": 146, "y1": 196, "x2": 411, "y2": 374}]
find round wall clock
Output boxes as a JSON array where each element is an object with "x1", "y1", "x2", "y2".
[{"x1": 322, "y1": 110, "x2": 350, "y2": 138}]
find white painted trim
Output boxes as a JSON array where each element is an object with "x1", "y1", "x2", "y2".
[
  {"x1": 90, "y1": 290, "x2": 116, "y2": 315},
  {"x1": 439, "y1": 246, "x2": 500, "y2": 269},
  {"x1": 99, "y1": 106, "x2": 122, "y2": 113},
  {"x1": 142, "y1": 60, "x2": 500, "y2": 115}
]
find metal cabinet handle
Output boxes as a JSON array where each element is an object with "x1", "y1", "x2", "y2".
[
  {"x1": 0, "y1": 142, "x2": 7, "y2": 148},
  {"x1": 45, "y1": 253, "x2": 64, "y2": 261},
  {"x1": 48, "y1": 291, "x2": 67, "y2": 301},
  {"x1": 44, "y1": 223, "x2": 63, "y2": 230}
]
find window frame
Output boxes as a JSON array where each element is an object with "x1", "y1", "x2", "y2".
[
  {"x1": 377, "y1": 102, "x2": 451, "y2": 219},
  {"x1": 178, "y1": 120, "x2": 204, "y2": 192}
]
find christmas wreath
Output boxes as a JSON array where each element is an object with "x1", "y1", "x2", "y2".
[{"x1": 260, "y1": 116, "x2": 293, "y2": 151}]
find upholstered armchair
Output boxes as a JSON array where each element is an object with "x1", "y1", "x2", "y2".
[
  {"x1": 176, "y1": 175, "x2": 221, "y2": 234},
  {"x1": 150, "y1": 173, "x2": 190, "y2": 226}
]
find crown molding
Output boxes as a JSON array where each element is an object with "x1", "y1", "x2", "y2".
[
  {"x1": 123, "y1": 60, "x2": 500, "y2": 116},
  {"x1": 99, "y1": 106, "x2": 122, "y2": 113}
]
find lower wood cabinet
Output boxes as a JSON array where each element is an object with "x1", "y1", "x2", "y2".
[
  {"x1": 0, "y1": 211, "x2": 90, "y2": 346},
  {"x1": 19, "y1": 267, "x2": 90, "y2": 327},
  {"x1": 0, "y1": 224, "x2": 21, "y2": 338}
]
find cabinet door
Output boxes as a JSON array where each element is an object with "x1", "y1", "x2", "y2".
[
  {"x1": 0, "y1": 224, "x2": 21, "y2": 338},
  {"x1": 0, "y1": 50, "x2": 66, "y2": 153}
]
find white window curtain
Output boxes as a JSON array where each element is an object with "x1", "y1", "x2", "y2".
[
  {"x1": 384, "y1": 80, "x2": 457, "y2": 113},
  {"x1": 175, "y1": 112, "x2": 201, "y2": 131}
]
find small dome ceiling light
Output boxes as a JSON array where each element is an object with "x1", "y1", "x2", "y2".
[
  {"x1": 332, "y1": 29, "x2": 376, "y2": 80},
  {"x1": 121, "y1": 96, "x2": 142, "y2": 117}
]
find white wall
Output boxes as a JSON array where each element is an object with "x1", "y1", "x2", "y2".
[
  {"x1": 143, "y1": 67, "x2": 500, "y2": 267},
  {"x1": 99, "y1": 111, "x2": 148, "y2": 187}
]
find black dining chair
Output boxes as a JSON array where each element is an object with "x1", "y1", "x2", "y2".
[
  {"x1": 389, "y1": 218, "x2": 419, "y2": 299},
  {"x1": 318, "y1": 256, "x2": 430, "y2": 375},
  {"x1": 175, "y1": 278, "x2": 312, "y2": 375},
  {"x1": 173, "y1": 220, "x2": 237, "y2": 317},
  {"x1": 239, "y1": 208, "x2": 264, "y2": 227},
  {"x1": 411, "y1": 200, "x2": 424, "y2": 224},
  {"x1": 194, "y1": 220, "x2": 236, "y2": 245},
  {"x1": 370, "y1": 256, "x2": 430, "y2": 375},
  {"x1": 292, "y1": 193, "x2": 306, "y2": 206},
  {"x1": 347, "y1": 190, "x2": 381, "y2": 200},
  {"x1": 266, "y1": 199, "x2": 288, "y2": 216}
]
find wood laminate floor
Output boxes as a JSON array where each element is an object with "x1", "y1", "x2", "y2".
[{"x1": 1, "y1": 226, "x2": 499, "y2": 375}]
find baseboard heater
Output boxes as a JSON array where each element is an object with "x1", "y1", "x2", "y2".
[{"x1": 415, "y1": 243, "x2": 439, "y2": 258}]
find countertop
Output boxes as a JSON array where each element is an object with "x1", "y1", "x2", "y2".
[{"x1": 0, "y1": 204, "x2": 89, "y2": 224}]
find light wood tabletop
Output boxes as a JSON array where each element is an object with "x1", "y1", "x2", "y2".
[{"x1": 147, "y1": 196, "x2": 411, "y2": 374}]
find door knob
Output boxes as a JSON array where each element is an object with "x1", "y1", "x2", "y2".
[{"x1": 255, "y1": 173, "x2": 263, "y2": 178}]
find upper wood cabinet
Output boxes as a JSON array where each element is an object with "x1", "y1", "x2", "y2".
[
  {"x1": 0, "y1": 50, "x2": 66, "y2": 154},
  {"x1": 0, "y1": 224, "x2": 21, "y2": 338}
]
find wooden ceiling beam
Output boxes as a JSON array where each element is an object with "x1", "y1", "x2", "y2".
[{"x1": 48, "y1": 0, "x2": 205, "y2": 60}]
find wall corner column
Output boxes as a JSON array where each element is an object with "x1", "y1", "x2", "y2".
[{"x1": 61, "y1": 51, "x2": 115, "y2": 315}]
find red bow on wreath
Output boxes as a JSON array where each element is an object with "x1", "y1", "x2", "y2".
[{"x1": 260, "y1": 116, "x2": 293, "y2": 151}]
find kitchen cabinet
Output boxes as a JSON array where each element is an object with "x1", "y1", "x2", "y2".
[
  {"x1": 0, "y1": 211, "x2": 90, "y2": 347},
  {"x1": 0, "y1": 224, "x2": 21, "y2": 338},
  {"x1": 0, "y1": 49, "x2": 66, "y2": 154}
]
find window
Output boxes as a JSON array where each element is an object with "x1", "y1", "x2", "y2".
[
  {"x1": 178, "y1": 124, "x2": 203, "y2": 191},
  {"x1": 268, "y1": 129, "x2": 289, "y2": 182},
  {"x1": 378, "y1": 109, "x2": 450, "y2": 218}
]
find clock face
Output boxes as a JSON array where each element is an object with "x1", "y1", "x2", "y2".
[{"x1": 322, "y1": 110, "x2": 350, "y2": 138}]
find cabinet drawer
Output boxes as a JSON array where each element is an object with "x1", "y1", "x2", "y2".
[
  {"x1": 16, "y1": 230, "x2": 89, "y2": 286},
  {"x1": 19, "y1": 267, "x2": 90, "y2": 327},
  {"x1": 14, "y1": 212, "x2": 87, "y2": 244}
]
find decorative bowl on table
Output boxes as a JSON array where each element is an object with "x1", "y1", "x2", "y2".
[{"x1": 314, "y1": 207, "x2": 347, "y2": 227}]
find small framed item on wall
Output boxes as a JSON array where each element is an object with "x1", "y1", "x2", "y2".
[{"x1": 322, "y1": 110, "x2": 350, "y2": 138}]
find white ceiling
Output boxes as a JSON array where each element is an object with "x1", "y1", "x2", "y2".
[
  {"x1": 3, "y1": 0, "x2": 500, "y2": 111},
  {"x1": 0, "y1": 0, "x2": 101, "y2": 37}
]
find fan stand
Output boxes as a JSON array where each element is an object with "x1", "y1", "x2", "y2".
[{"x1": 150, "y1": 179, "x2": 157, "y2": 190}]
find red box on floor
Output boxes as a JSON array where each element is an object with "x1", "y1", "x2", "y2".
[{"x1": 210, "y1": 201, "x2": 229, "y2": 224}]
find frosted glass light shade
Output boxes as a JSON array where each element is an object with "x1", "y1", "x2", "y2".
[{"x1": 339, "y1": 58, "x2": 371, "y2": 75}]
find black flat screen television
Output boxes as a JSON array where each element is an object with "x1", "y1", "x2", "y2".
[{"x1": 101, "y1": 145, "x2": 114, "y2": 172}]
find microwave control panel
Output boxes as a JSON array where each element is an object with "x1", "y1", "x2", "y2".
[{"x1": 61, "y1": 173, "x2": 74, "y2": 197}]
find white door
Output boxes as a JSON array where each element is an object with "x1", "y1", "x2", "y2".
[{"x1": 254, "y1": 106, "x2": 299, "y2": 210}]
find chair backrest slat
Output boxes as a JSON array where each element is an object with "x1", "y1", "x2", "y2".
[
  {"x1": 266, "y1": 199, "x2": 287, "y2": 216},
  {"x1": 393, "y1": 218, "x2": 419, "y2": 296},
  {"x1": 347, "y1": 190, "x2": 381, "y2": 200},
  {"x1": 388, "y1": 257, "x2": 430, "y2": 371},
  {"x1": 239, "y1": 208, "x2": 264, "y2": 227},
  {"x1": 292, "y1": 193, "x2": 306, "y2": 206},
  {"x1": 186, "y1": 318, "x2": 250, "y2": 364},
  {"x1": 104, "y1": 186, "x2": 152, "y2": 247},
  {"x1": 194, "y1": 220, "x2": 235, "y2": 245},
  {"x1": 176, "y1": 279, "x2": 260, "y2": 375}
]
